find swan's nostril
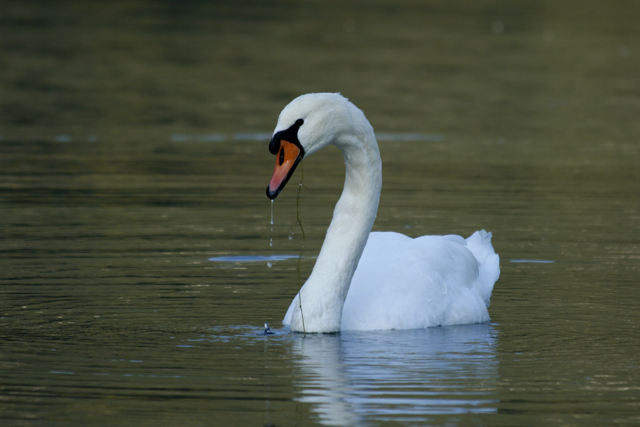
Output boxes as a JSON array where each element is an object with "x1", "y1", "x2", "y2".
[{"x1": 279, "y1": 146, "x2": 285, "y2": 166}]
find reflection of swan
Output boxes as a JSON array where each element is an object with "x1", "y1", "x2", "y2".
[
  {"x1": 266, "y1": 93, "x2": 500, "y2": 333},
  {"x1": 293, "y1": 324, "x2": 499, "y2": 425}
]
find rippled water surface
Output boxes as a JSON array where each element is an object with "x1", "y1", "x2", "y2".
[{"x1": 1, "y1": 1, "x2": 640, "y2": 426}]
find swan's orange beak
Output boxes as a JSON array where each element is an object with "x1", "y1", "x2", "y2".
[{"x1": 266, "y1": 140, "x2": 303, "y2": 199}]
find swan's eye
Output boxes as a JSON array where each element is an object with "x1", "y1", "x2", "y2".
[{"x1": 278, "y1": 146, "x2": 285, "y2": 166}]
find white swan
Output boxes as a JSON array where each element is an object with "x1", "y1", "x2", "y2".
[{"x1": 266, "y1": 93, "x2": 499, "y2": 333}]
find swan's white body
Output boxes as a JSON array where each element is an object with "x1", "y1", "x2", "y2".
[{"x1": 269, "y1": 93, "x2": 499, "y2": 333}]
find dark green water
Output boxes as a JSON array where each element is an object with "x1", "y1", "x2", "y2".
[{"x1": 1, "y1": 1, "x2": 639, "y2": 426}]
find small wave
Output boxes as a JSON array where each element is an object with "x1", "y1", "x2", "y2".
[
  {"x1": 510, "y1": 259, "x2": 555, "y2": 263},
  {"x1": 208, "y1": 255, "x2": 299, "y2": 262}
]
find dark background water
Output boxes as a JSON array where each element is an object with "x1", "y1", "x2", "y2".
[{"x1": 1, "y1": 1, "x2": 639, "y2": 426}]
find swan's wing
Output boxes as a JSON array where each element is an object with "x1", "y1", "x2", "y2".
[{"x1": 341, "y1": 231, "x2": 497, "y2": 331}]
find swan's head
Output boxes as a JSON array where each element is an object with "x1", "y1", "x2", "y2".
[{"x1": 266, "y1": 93, "x2": 360, "y2": 199}]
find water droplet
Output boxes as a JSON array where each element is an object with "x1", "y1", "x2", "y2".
[
  {"x1": 267, "y1": 262, "x2": 272, "y2": 268},
  {"x1": 269, "y1": 199, "x2": 274, "y2": 249}
]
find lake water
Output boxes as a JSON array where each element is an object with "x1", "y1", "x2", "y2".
[{"x1": 1, "y1": 1, "x2": 639, "y2": 426}]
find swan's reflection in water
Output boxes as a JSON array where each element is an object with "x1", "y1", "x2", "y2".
[{"x1": 292, "y1": 324, "x2": 498, "y2": 426}]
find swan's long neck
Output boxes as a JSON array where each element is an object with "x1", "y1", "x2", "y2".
[{"x1": 289, "y1": 125, "x2": 382, "y2": 333}]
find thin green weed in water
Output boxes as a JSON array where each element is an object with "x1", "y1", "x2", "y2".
[{"x1": 294, "y1": 163, "x2": 306, "y2": 334}]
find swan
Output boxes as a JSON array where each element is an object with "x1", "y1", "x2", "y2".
[{"x1": 266, "y1": 93, "x2": 499, "y2": 333}]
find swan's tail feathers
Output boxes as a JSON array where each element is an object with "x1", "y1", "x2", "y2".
[{"x1": 466, "y1": 230, "x2": 500, "y2": 307}]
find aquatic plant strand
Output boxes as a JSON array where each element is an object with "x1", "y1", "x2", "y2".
[{"x1": 294, "y1": 164, "x2": 306, "y2": 334}]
